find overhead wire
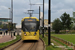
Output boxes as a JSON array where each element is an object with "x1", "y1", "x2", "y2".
[{"x1": 29, "y1": 0, "x2": 31, "y2": 9}]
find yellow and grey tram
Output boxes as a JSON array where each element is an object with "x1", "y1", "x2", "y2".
[{"x1": 21, "y1": 17, "x2": 39, "y2": 40}]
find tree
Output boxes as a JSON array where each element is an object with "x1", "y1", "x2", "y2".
[
  {"x1": 7, "y1": 23, "x2": 13, "y2": 31},
  {"x1": 7, "y1": 23, "x2": 11, "y2": 31},
  {"x1": 70, "y1": 17, "x2": 75, "y2": 30},
  {"x1": 0, "y1": 24, "x2": 3, "y2": 28},
  {"x1": 60, "y1": 12, "x2": 72, "y2": 30},
  {"x1": 52, "y1": 18, "x2": 63, "y2": 33}
]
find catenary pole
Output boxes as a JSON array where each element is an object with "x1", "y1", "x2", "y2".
[
  {"x1": 48, "y1": 0, "x2": 51, "y2": 45},
  {"x1": 43, "y1": 0, "x2": 44, "y2": 37},
  {"x1": 39, "y1": 6, "x2": 40, "y2": 34},
  {"x1": 11, "y1": 0, "x2": 13, "y2": 24},
  {"x1": 8, "y1": 8, "x2": 10, "y2": 35}
]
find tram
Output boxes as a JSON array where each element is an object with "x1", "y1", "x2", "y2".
[{"x1": 21, "y1": 17, "x2": 39, "y2": 40}]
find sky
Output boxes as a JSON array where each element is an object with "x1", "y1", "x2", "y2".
[{"x1": 0, "y1": 0, "x2": 75, "y2": 26}]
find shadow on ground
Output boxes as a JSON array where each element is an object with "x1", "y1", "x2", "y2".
[{"x1": 22, "y1": 40, "x2": 38, "y2": 43}]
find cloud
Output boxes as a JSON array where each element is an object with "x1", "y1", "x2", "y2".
[
  {"x1": 65, "y1": 0, "x2": 75, "y2": 3},
  {"x1": 0, "y1": 0, "x2": 75, "y2": 25},
  {"x1": 45, "y1": 3, "x2": 48, "y2": 10},
  {"x1": 52, "y1": 8, "x2": 73, "y2": 22},
  {"x1": 0, "y1": 6, "x2": 8, "y2": 10},
  {"x1": 0, "y1": 8, "x2": 1, "y2": 10},
  {"x1": 0, "y1": 0, "x2": 4, "y2": 2},
  {"x1": 0, "y1": 14, "x2": 2, "y2": 16},
  {"x1": 57, "y1": 9, "x2": 73, "y2": 14}
]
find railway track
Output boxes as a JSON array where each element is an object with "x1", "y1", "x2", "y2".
[
  {"x1": 28, "y1": 40, "x2": 39, "y2": 50},
  {"x1": 4, "y1": 38, "x2": 45, "y2": 50}
]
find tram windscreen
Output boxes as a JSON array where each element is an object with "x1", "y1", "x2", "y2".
[
  {"x1": 24, "y1": 22, "x2": 37, "y2": 31},
  {"x1": 22, "y1": 19, "x2": 39, "y2": 32}
]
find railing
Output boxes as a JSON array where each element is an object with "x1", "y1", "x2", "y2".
[{"x1": 0, "y1": 31, "x2": 21, "y2": 36}]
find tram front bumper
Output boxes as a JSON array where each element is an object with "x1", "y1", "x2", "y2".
[{"x1": 22, "y1": 36, "x2": 39, "y2": 40}]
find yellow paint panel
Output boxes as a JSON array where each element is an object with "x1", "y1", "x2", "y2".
[
  {"x1": 21, "y1": 30, "x2": 39, "y2": 40},
  {"x1": 21, "y1": 17, "x2": 39, "y2": 22}
]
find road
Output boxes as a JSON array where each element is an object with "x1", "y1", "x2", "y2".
[{"x1": 4, "y1": 39, "x2": 45, "y2": 50}]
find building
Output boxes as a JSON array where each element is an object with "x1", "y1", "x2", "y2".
[
  {"x1": 40, "y1": 12, "x2": 43, "y2": 27},
  {"x1": 44, "y1": 19, "x2": 53, "y2": 30},
  {"x1": 0, "y1": 18, "x2": 11, "y2": 25},
  {"x1": 0, "y1": 18, "x2": 11, "y2": 22},
  {"x1": 0, "y1": 18, "x2": 16, "y2": 29}
]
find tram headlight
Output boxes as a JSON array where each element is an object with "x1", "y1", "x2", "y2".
[
  {"x1": 24, "y1": 33, "x2": 27, "y2": 36},
  {"x1": 34, "y1": 33, "x2": 36, "y2": 36}
]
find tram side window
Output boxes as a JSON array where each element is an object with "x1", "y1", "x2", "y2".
[
  {"x1": 22, "y1": 21, "x2": 24, "y2": 31},
  {"x1": 36, "y1": 21, "x2": 39, "y2": 31},
  {"x1": 21, "y1": 22, "x2": 23, "y2": 30}
]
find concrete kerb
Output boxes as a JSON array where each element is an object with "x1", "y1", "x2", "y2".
[{"x1": 0, "y1": 38, "x2": 21, "y2": 50}]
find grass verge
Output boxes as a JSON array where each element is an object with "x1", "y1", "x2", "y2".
[
  {"x1": 52, "y1": 37, "x2": 73, "y2": 50},
  {"x1": 40, "y1": 35, "x2": 61, "y2": 50},
  {"x1": 0, "y1": 35, "x2": 21, "y2": 49},
  {"x1": 51, "y1": 34, "x2": 75, "y2": 44}
]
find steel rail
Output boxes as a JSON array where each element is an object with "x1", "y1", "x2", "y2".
[
  {"x1": 27, "y1": 41, "x2": 38, "y2": 50},
  {"x1": 14, "y1": 42, "x2": 24, "y2": 50},
  {"x1": 4, "y1": 38, "x2": 45, "y2": 50}
]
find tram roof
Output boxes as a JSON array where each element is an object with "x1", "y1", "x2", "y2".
[{"x1": 21, "y1": 17, "x2": 39, "y2": 21}]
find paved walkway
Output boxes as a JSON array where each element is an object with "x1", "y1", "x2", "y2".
[
  {"x1": 0, "y1": 35, "x2": 2, "y2": 39},
  {"x1": 0, "y1": 35, "x2": 14, "y2": 43}
]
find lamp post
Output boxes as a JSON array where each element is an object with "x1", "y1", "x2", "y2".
[
  {"x1": 8, "y1": 8, "x2": 10, "y2": 17},
  {"x1": 39, "y1": 6, "x2": 40, "y2": 34},
  {"x1": 11, "y1": 0, "x2": 13, "y2": 23},
  {"x1": 48, "y1": 0, "x2": 51, "y2": 45},
  {"x1": 8, "y1": 8, "x2": 10, "y2": 35},
  {"x1": 11, "y1": 0, "x2": 13, "y2": 38}
]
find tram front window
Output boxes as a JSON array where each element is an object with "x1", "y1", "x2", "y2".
[{"x1": 24, "y1": 22, "x2": 37, "y2": 32}]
